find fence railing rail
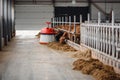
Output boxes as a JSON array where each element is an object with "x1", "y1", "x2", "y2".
[{"x1": 51, "y1": 11, "x2": 120, "y2": 72}]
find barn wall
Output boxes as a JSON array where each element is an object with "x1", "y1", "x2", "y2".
[
  {"x1": 15, "y1": 1, "x2": 120, "y2": 30},
  {"x1": 15, "y1": 5, "x2": 54, "y2": 30}
]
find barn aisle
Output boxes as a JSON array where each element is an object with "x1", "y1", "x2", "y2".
[{"x1": 0, "y1": 30, "x2": 94, "y2": 80}]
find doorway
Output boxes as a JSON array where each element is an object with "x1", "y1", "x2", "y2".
[{"x1": 55, "y1": 7, "x2": 89, "y2": 22}]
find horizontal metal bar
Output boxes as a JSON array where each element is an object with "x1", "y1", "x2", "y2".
[
  {"x1": 81, "y1": 23, "x2": 120, "y2": 28},
  {"x1": 52, "y1": 22, "x2": 80, "y2": 24}
]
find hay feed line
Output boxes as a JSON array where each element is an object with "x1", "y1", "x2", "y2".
[{"x1": 51, "y1": 11, "x2": 120, "y2": 73}]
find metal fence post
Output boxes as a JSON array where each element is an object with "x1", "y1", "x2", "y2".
[
  {"x1": 105, "y1": 24, "x2": 108, "y2": 53},
  {"x1": 69, "y1": 16, "x2": 71, "y2": 40},
  {"x1": 60, "y1": 17, "x2": 61, "y2": 26},
  {"x1": 80, "y1": 15, "x2": 82, "y2": 44},
  {"x1": 108, "y1": 22, "x2": 111, "y2": 55},
  {"x1": 87, "y1": 13, "x2": 90, "y2": 46},
  {"x1": 57, "y1": 17, "x2": 59, "y2": 26},
  {"x1": 65, "y1": 16, "x2": 67, "y2": 25},
  {"x1": 112, "y1": 11, "x2": 115, "y2": 58},
  {"x1": 97, "y1": 12, "x2": 101, "y2": 50},
  {"x1": 58, "y1": 17, "x2": 59, "y2": 26},
  {"x1": 118, "y1": 28, "x2": 120, "y2": 59},
  {"x1": 56, "y1": 17, "x2": 58, "y2": 27},
  {"x1": 116, "y1": 27, "x2": 118, "y2": 59},
  {"x1": 56, "y1": 17, "x2": 57, "y2": 27},
  {"x1": 54, "y1": 17, "x2": 56, "y2": 27},
  {"x1": 80, "y1": 15, "x2": 82, "y2": 24},
  {"x1": 62, "y1": 17, "x2": 63, "y2": 25},
  {"x1": 59, "y1": 17, "x2": 61, "y2": 26},
  {"x1": 88, "y1": 13, "x2": 90, "y2": 23},
  {"x1": 74, "y1": 15, "x2": 76, "y2": 43}
]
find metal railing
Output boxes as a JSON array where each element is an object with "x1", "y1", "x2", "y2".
[
  {"x1": 81, "y1": 12, "x2": 120, "y2": 72},
  {"x1": 51, "y1": 11, "x2": 120, "y2": 72},
  {"x1": 81, "y1": 12, "x2": 120, "y2": 60},
  {"x1": 51, "y1": 15, "x2": 81, "y2": 43}
]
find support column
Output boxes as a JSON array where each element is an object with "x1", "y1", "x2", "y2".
[
  {"x1": 0, "y1": 0, "x2": 3, "y2": 50},
  {"x1": 11, "y1": 0, "x2": 15, "y2": 37},
  {"x1": 8, "y1": 0, "x2": 12, "y2": 41},
  {"x1": 3, "y1": 0, "x2": 8, "y2": 46}
]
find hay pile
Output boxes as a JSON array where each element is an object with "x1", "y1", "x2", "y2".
[
  {"x1": 47, "y1": 42, "x2": 77, "y2": 52},
  {"x1": 73, "y1": 59, "x2": 102, "y2": 72},
  {"x1": 73, "y1": 59, "x2": 120, "y2": 80},
  {"x1": 71, "y1": 49, "x2": 92, "y2": 59}
]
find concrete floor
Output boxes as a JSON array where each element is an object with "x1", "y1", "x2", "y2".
[{"x1": 0, "y1": 30, "x2": 94, "y2": 80}]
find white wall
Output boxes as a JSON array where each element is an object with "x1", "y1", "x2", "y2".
[{"x1": 15, "y1": 5, "x2": 54, "y2": 30}]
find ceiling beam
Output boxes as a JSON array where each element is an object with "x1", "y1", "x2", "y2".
[
  {"x1": 33, "y1": 0, "x2": 37, "y2": 4},
  {"x1": 15, "y1": 1, "x2": 120, "y2": 3}
]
